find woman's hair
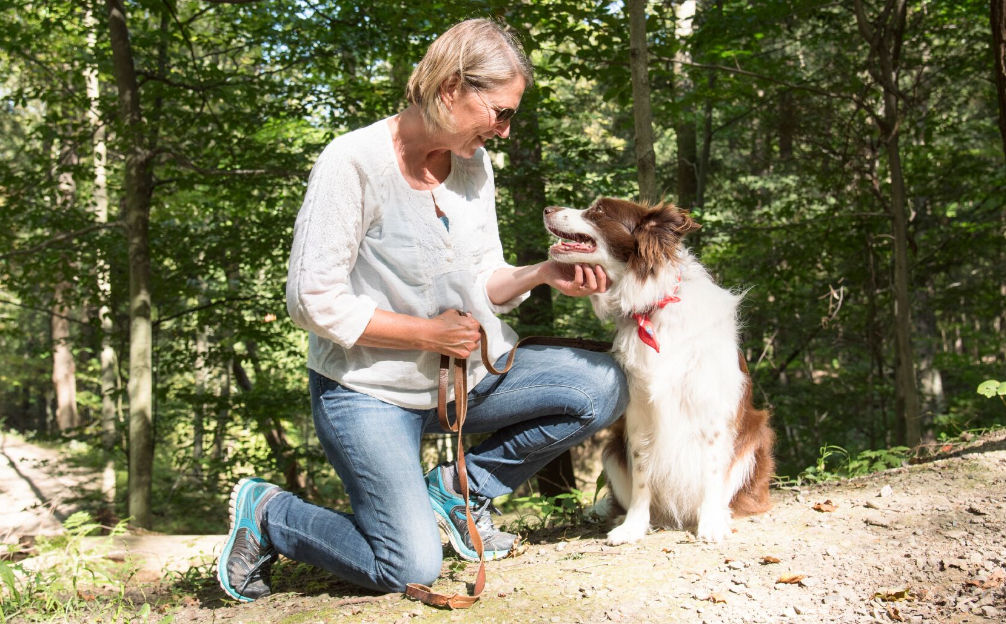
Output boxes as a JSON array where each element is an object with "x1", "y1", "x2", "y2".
[{"x1": 406, "y1": 18, "x2": 534, "y2": 133}]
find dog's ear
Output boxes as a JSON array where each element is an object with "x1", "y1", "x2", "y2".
[
  {"x1": 628, "y1": 203, "x2": 700, "y2": 278},
  {"x1": 667, "y1": 206, "x2": 701, "y2": 235}
]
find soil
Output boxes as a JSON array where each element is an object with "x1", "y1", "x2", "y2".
[{"x1": 4, "y1": 430, "x2": 1006, "y2": 624}]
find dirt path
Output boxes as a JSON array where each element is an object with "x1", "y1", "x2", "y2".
[
  {"x1": 5, "y1": 431, "x2": 1005, "y2": 623},
  {"x1": 0, "y1": 433, "x2": 95, "y2": 540},
  {"x1": 153, "y1": 431, "x2": 1006, "y2": 624}
]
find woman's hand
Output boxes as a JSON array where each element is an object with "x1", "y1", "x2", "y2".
[
  {"x1": 426, "y1": 310, "x2": 482, "y2": 359},
  {"x1": 542, "y1": 261, "x2": 608, "y2": 297}
]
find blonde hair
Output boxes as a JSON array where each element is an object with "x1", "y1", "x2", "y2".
[{"x1": 406, "y1": 19, "x2": 534, "y2": 133}]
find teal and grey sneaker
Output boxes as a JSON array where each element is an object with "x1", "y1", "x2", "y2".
[
  {"x1": 425, "y1": 465, "x2": 518, "y2": 562},
  {"x1": 218, "y1": 477, "x2": 281, "y2": 602}
]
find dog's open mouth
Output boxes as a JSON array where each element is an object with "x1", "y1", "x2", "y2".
[{"x1": 546, "y1": 225, "x2": 597, "y2": 254}]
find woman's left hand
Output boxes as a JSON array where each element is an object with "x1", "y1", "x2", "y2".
[{"x1": 543, "y1": 261, "x2": 608, "y2": 297}]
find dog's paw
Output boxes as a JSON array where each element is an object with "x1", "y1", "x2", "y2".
[
  {"x1": 606, "y1": 522, "x2": 647, "y2": 546},
  {"x1": 696, "y1": 513, "x2": 731, "y2": 543}
]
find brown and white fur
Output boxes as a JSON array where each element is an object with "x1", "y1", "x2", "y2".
[{"x1": 544, "y1": 198, "x2": 775, "y2": 545}]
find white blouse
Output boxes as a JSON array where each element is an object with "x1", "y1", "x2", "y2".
[{"x1": 286, "y1": 118, "x2": 529, "y2": 408}]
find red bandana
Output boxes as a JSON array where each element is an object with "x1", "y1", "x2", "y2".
[{"x1": 630, "y1": 274, "x2": 682, "y2": 353}]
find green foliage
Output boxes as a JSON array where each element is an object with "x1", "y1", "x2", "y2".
[
  {"x1": 0, "y1": 512, "x2": 139, "y2": 622},
  {"x1": 977, "y1": 379, "x2": 1006, "y2": 398},
  {"x1": 0, "y1": 0, "x2": 1003, "y2": 550},
  {"x1": 977, "y1": 379, "x2": 1006, "y2": 414},
  {"x1": 501, "y1": 489, "x2": 591, "y2": 535},
  {"x1": 791, "y1": 444, "x2": 911, "y2": 485}
]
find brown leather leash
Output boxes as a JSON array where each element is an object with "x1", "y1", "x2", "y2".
[{"x1": 405, "y1": 311, "x2": 610, "y2": 609}]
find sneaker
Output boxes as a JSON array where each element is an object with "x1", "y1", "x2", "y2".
[
  {"x1": 218, "y1": 477, "x2": 281, "y2": 602},
  {"x1": 425, "y1": 465, "x2": 518, "y2": 562}
]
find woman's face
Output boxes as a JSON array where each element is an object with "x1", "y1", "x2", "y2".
[{"x1": 445, "y1": 77, "x2": 525, "y2": 158}]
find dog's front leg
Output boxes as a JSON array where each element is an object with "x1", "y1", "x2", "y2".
[
  {"x1": 696, "y1": 439, "x2": 733, "y2": 542},
  {"x1": 606, "y1": 443, "x2": 651, "y2": 546}
]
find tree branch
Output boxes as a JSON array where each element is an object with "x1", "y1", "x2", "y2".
[
  {"x1": 0, "y1": 297, "x2": 88, "y2": 325},
  {"x1": 0, "y1": 223, "x2": 124, "y2": 261},
  {"x1": 158, "y1": 149, "x2": 306, "y2": 178},
  {"x1": 154, "y1": 295, "x2": 278, "y2": 326}
]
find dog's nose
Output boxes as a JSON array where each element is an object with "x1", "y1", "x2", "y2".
[{"x1": 543, "y1": 206, "x2": 561, "y2": 216}]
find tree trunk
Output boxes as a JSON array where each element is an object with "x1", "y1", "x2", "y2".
[
  {"x1": 674, "y1": 1, "x2": 698, "y2": 209},
  {"x1": 51, "y1": 131, "x2": 80, "y2": 432},
  {"x1": 193, "y1": 323, "x2": 208, "y2": 480},
  {"x1": 502, "y1": 16, "x2": 572, "y2": 491},
  {"x1": 992, "y1": 0, "x2": 1006, "y2": 169},
  {"x1": 212, "y1": 365, "x2": 231, "y2": 465},
  {"x1": 232, "y1": 356, "x2": 310, "y2": 495},
  {"x1": 51, "y1": 281, "x2": 79, "y2": 431},
  {"x1": 627, "y1": 0, "x2": 658, "y2": 203},
  {"x1": 106, "y1": 0, "x2": 155, "y2": 528},
  {"x1": 506, "y1": 90, "x2": 554, "y2": 336},
  {"x1": 854, "y1": 0, "x2": 920, "y2": 449},
  {"x1": 695, "y1": 72, "x2": 714, "y2": 211},
  {"x1": 86, "y1": 5, "x2": 118, "y2": 507},
  {"x1": 915, "y1": 287, "x2": 944, "y2": 442},
  {"x1": 779, "y1": 89, "x2": 796, "y2": 161}
]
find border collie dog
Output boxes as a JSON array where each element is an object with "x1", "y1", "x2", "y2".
[{"x1": 545, "y1": 198, "x2": 774, "y2": 545}]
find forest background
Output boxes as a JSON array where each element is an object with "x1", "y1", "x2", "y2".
[{"x1": 1, "y1": 0, "x2": 1004, "y2": 536}]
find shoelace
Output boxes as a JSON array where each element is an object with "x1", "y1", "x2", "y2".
[
  {"x1": 237, "y1": 546, "x2": 277, "y2": 596},
  {"x1": 471, "y1": 497, "x2": 502, "y2": 534}
]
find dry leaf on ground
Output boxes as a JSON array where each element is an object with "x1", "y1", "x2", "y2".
[
  {"x1": 966, "y1": 569, "x2": 1004, "y2": 590},
  {"x1": 708, "y1": 593, "x2": 728, "y2": 603},
  {"x1": 776, "y1": 573, "x2": 804, "y2": 584},
  {"x1": 761, "y1": 556, "x2": 781, "y2": 564},
  {"x1": 887, "y1": 605, "x2": 905, "y2": 621},
  {"x1": 874, "y1": 586, "x2": 912, "y2": 601},
  {"x1": 812, "y1": 500, "x2": 838, "y2": 512}
]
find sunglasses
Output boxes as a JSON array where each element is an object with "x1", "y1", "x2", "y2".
[{"x1": 468, "y1": 84, "x2": 518, "y2": 123}]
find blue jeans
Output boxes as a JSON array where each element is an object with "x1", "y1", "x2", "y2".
[{"x1": 262, "y1": 346, "x2": 628, "y2": 593}]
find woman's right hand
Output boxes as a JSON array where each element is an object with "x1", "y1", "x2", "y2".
[{"x1": 426, "y1": 310, "x2": 482, "y2": 359}]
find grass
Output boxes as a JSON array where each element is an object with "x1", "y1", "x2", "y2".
[{"x1": 0, "y1": 512, "x2": 156, "y2": 623}]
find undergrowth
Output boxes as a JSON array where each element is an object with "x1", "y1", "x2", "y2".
[{"x1": 0, "y1": 512, "x2": 161, "y2": 624}]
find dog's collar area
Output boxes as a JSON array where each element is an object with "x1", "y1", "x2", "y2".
[{"x1": 630, "y1": 272, "x2": 682, "y2": 353}]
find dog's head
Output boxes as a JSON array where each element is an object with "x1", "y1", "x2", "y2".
[{"x1": 544, "y1": 197, "x2": 700, "y2": 281}]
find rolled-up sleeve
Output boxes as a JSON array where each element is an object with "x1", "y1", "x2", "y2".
[
  {"x1": 475, "y1": 154, "x2": 530, "y2": 314},
  {"x1": 286, "y1": 146, "x2": 378, "y2": 348}
]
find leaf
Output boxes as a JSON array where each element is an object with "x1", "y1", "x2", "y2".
[
  {"x1": 0, "y1": 560, "x2": 21, "y2": 602},
  {"x1": 776, "y1": 573, "x2": 804, "y2": 584},
  {"x1": 977, "y1": 380, "x2": 1001, "y2": 398},
  {"x1": 887, "y1": 605, "x2": 904, "y2": 621},
  {"x1": 593, "y1": 471, "x2": 607, "y2": 505},
  {"x1": 812, "y1": 500, "x2": 838, "y2": 512},
  {"x1": 874, "y1": 586, "x2": 911, "y2": 601},
  {"x1": 969, "y1": 569, "x2": 1005, "y2": 590},
  {"x1": 708, "y1": 592, "x2": 728, "y2": 603},
  {"x1": 761, "y1": 556, "x2": 781, "y2": 564}
]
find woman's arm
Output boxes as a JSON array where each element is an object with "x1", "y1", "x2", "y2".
[
  {"x1": 486, "y1": 261, "x2": 608, "y2": 305},
  {"x1": 354, "y1": 309, "x2": 482, "y2": 359}
]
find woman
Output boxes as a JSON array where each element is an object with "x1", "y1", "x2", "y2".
[{"x1": 217, "y1": 18, "x2": 628, "y2": 601}]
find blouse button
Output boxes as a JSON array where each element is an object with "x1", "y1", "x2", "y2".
[{"x1": 445, "y1": 251, "x2": 455, "y2": 262}]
